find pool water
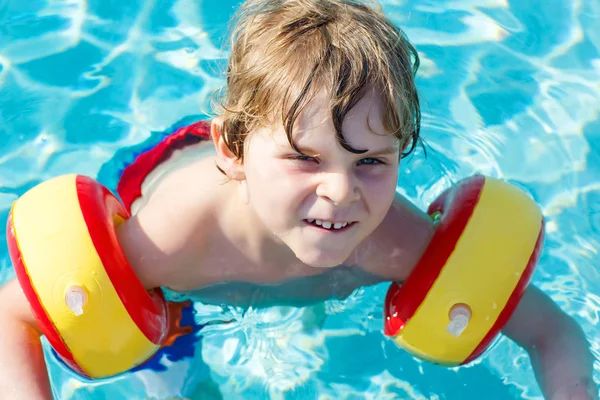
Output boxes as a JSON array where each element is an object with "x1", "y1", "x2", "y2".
[{"x1": 1, "y1": 0, "x2": 599, "y2": 399}]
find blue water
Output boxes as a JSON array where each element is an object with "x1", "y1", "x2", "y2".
[{"x1": 1, "y1": 0, "x2": 599, "y2": 399}]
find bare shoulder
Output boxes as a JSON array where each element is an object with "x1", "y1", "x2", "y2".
[
  {"x1": 0, "y1": 278, "x2": 40, "y2": 332},
  {"x1": 117, "y1": 142, "x2": 232, "y2": 290},
  {"x1": 353, "y1": 192, "x2": 434, "y2": 282}
]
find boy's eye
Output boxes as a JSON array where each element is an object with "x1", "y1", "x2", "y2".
[
  {"x1": 288, "y1": 154, "x2": 318, "y2": 163},
  {"x1": 358, "y1": 157, "x2": 385, "y2": 166}
]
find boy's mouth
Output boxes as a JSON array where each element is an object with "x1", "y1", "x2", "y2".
[{"x1": 304, "y1": 219, "x2": 356, "y2": 232}]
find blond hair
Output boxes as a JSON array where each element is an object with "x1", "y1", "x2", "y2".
[{"x1": 212, "y1": 0, "x2": 421, "y2": 160}]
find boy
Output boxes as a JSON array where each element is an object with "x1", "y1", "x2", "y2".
[{"x1": 0, "y1": 0, "x2": 596, "y2": 399}]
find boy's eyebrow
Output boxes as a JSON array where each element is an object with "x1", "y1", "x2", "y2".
[
  {"x1": 366, "y1": 147, "x2": 398, "y2": 156},
  {"x1": 295, "y1": 145, "x2": 398, "y2": 156},
  {"x1": 294, "y1": 146, "x2": 321, "y2": 156}
]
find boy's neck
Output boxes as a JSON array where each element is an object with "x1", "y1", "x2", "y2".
[
  {"x1": 220, "y1": 186, "x2": 320, "y2": 278},
  {"x1": 346, "y1": 193, "x2": 436, "y2": 283}
]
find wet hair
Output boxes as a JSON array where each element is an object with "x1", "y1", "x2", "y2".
[{"x1": 211, "y1": 0, "x2": 421, "y2": 163}]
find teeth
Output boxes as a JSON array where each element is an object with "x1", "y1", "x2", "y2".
[{"x1": 309, "y1": 219, "x2": 350, "y2": 230}]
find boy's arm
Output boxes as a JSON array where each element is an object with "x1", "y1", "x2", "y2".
[
  {"x1": 502, "y1": 284, "x2": 598, "y2": 400},
  {"x1": 0, "y1": 278, "x2": 53, "y2": 400}
]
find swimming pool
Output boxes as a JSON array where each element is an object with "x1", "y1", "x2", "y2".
[{"x1": 0, "y1": 0, "x2": 599, "y2": 398}]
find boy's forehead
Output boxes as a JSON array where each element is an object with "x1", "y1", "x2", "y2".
[
  {"x1": 264, "y1": 90, "x2": 395, "y2": 152},
  {"x1": 293, "y1": 89, "x2": 389, "y2": 140}
]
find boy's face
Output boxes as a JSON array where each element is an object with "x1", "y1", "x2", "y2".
[{"x1": 242, "y1": 89, "x2": 400, "y2": 268}]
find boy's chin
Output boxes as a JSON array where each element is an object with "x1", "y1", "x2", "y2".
[{"x1": 293, "y1": 249, "x2": 349, "y2": 269}]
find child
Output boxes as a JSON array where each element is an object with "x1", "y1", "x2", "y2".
[{"x1": 0, "y1": 0, "x2": 596, "y2": 399}]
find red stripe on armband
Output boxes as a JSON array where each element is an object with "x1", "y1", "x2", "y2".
[
  {"x1": 384, "y1": 175, "x2": 485, "y2": 336},
  {"x1": 75, "y1": 176, "x2": 168, "y2": 345}
]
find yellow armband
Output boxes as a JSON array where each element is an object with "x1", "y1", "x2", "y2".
[
  {"x1": 7, "y1": 174, "x2": 169, "y2": 378},
  {"x1": 384, "y1": 175, "x2": 544, "y2": 366}
]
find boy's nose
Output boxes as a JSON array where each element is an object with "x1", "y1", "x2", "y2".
[{"x1": 315, "y1": 171, "x2": 360, "y2": 206}]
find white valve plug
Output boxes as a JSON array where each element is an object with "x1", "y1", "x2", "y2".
[
  {"x1": 446, "y1": 304, "x2": 471, "y2": 337},
  {"x1": 64, "y1": 285, "x2": 88, "y2": 316}
]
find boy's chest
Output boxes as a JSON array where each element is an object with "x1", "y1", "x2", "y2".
[
  {"x1": 162, "y1": 213, "x2": 397, "y2": 305},
  {"x1": 166, "y1": 262, "x2": 384, "y2": 308}
]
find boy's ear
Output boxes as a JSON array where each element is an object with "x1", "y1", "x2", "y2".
[{"x1": 211, "y1": 117, "x2": 246, "y2": 180}]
